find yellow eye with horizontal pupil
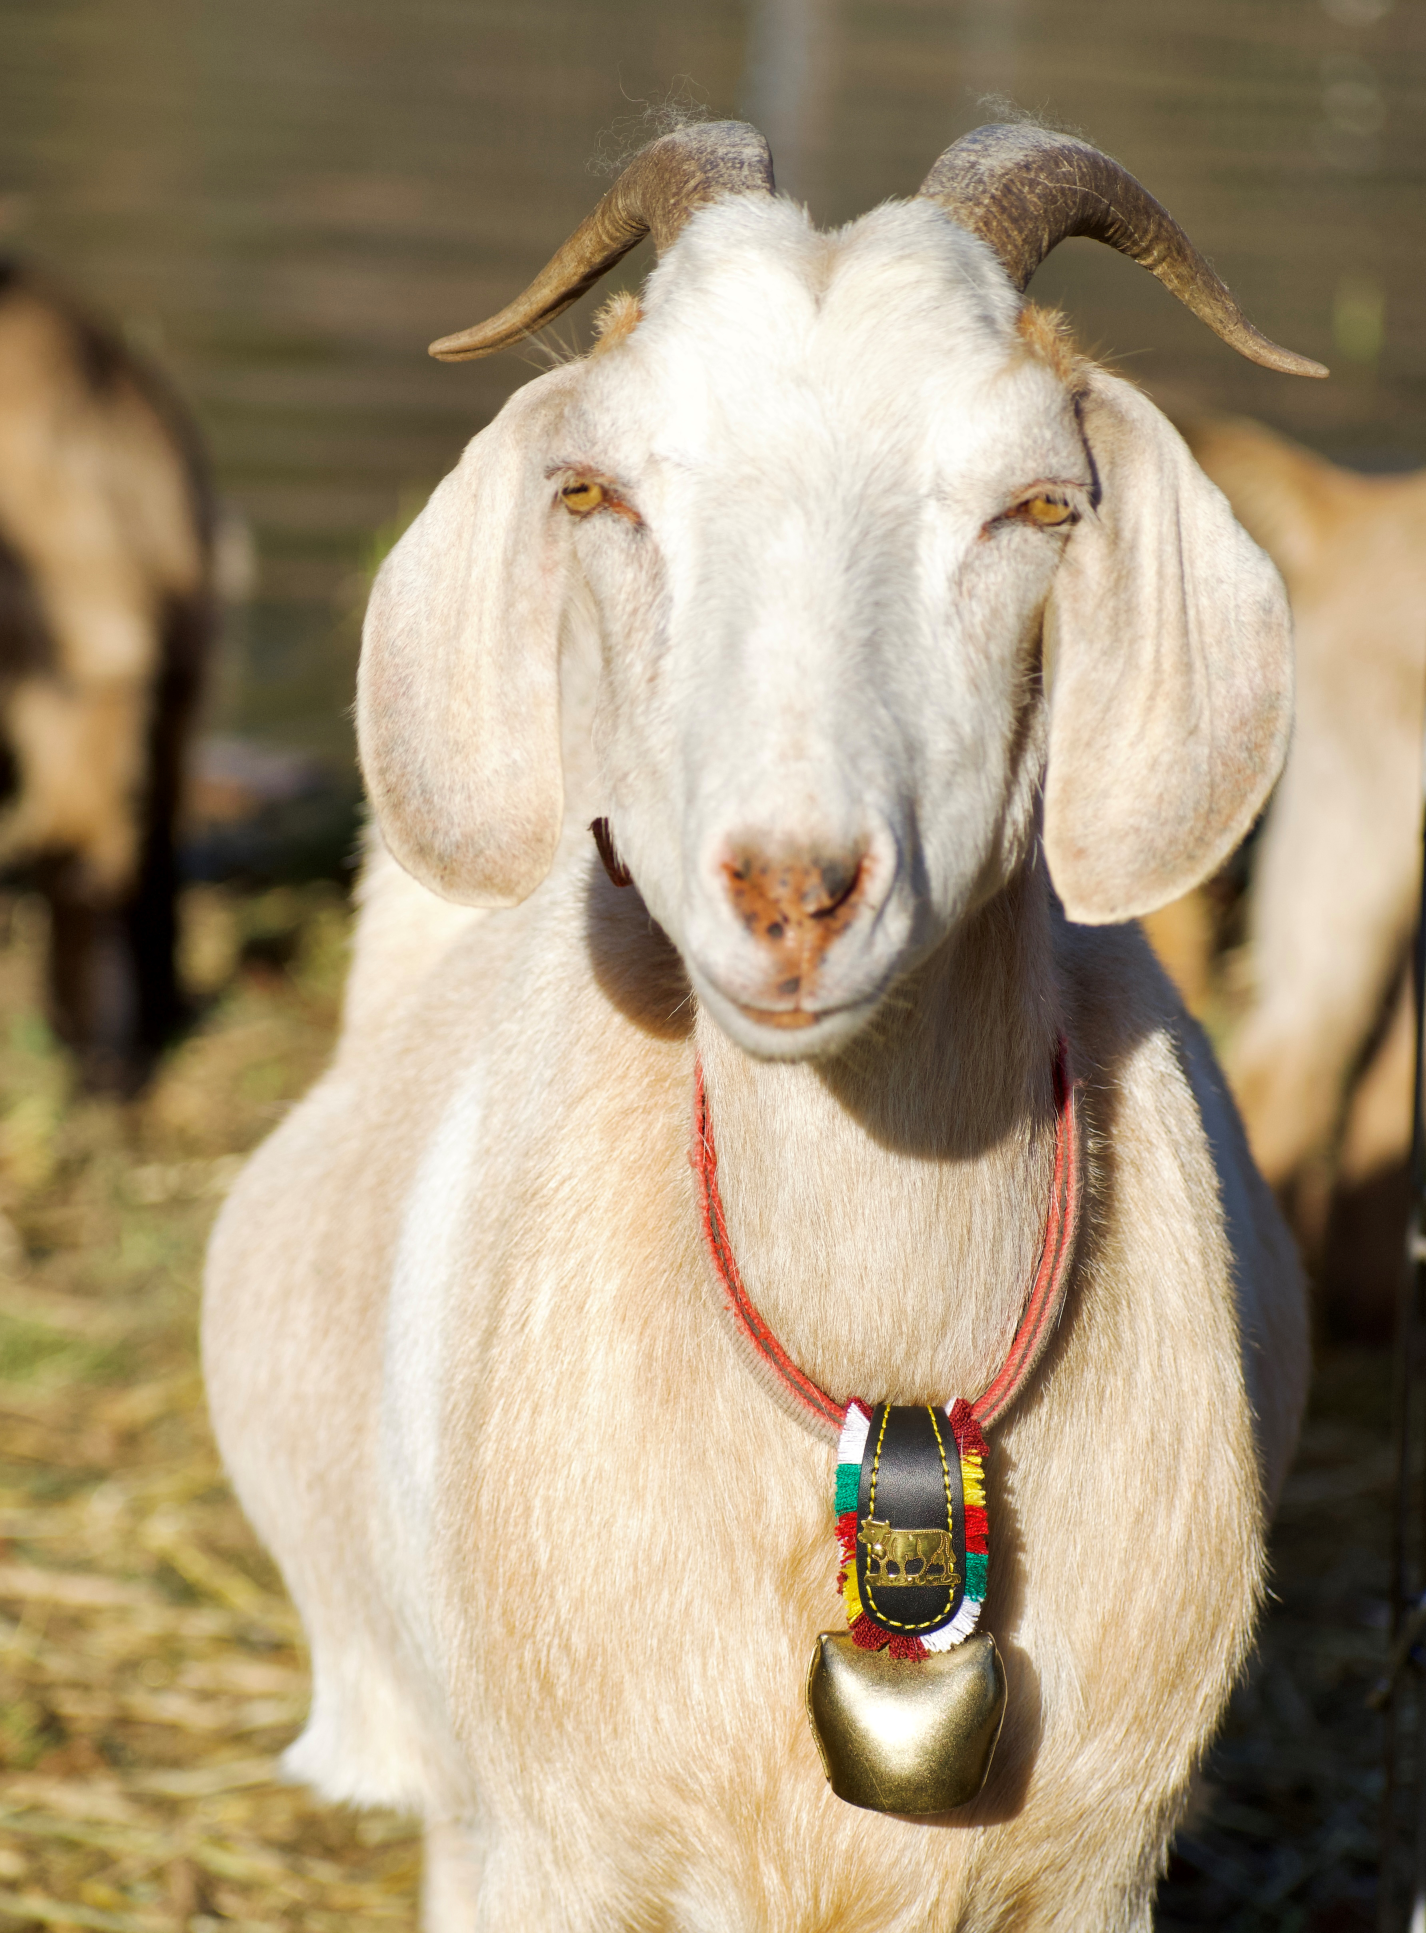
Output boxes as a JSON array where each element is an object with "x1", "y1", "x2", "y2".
[
  {"x1": 561, "y1": 479, "x2": 606, "y2": 514},
  {"x1": 1019, "y1": 495, "x2": 1075, "y2": 527}
]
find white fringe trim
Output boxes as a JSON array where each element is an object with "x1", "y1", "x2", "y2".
[
  {"x1": 923, "y1": 1596, "x2": 983, "y2": 1651},
  {"x1": 837, "y1": 1401, "x2": 871, "y2": 1469}
]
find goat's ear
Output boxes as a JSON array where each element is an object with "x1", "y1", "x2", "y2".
[
  {"x1": 1042, "y1": 369, "x2": 1292, "y2": 925},
  {"x1": 357, "y1": 366, "x2": 578, "y2": 907}
]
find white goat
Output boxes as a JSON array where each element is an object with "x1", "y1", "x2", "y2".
[{"x1": 205, "y1": 123, "x2": 1314, "y2": 1930}]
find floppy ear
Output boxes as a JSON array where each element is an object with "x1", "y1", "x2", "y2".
[
  {"x1": 1042, "y1": 369, "x2": 1293, "y2": 925},
  {"x1": 357, "y1": 364, "x2": 579, "y2": 907}
]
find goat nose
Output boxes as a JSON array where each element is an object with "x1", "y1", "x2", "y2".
[{"x1": 722, "y1": 845, "x2": 868, "y2": 979}]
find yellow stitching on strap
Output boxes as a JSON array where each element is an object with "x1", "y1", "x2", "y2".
[{"x1": 862, "y1": 1407, "x2": 958, "y2": 1633}]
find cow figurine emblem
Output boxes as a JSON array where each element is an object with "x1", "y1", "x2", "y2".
[{"x1": 857, "y1": 1517, "x2": 958, "y2": 1589}]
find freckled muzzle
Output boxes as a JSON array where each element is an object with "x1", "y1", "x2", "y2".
[
  {"x1": 678, "y1": 815, "x2": 908, "y2": 1055},
  {"x1": 720, "y1": 845, "x2": 869, "y2": 1029}
]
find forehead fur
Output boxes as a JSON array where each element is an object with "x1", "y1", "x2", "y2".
[
  {"x1": 576, "y1": 199, "x2": 1076, "y2": 489},
  {"x1": 1015, "y1": 302, "x2": 1088, "y2": 392},
  {"x1": 632, "y1": 198, "x2": 1025, "y2": 385}
]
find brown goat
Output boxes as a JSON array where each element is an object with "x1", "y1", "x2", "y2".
[
  {"x1": 1153, "y1": 415, "x2": 1426, "y2": 1332},
  {"x1": 0, "y1": 260, "x2": 214, "y2": 1091}
]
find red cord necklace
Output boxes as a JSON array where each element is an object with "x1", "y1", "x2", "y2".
[
  {"x1": 692, "y1": 1040, "x2": 1082, "y2": 1665},
  {"x1": 591, "y1": 802, "x2": 1086, "y2": 1809}
]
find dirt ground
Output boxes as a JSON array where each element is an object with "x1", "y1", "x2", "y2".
[
  {"x1": 0, "y1": 887, "x2": 422, "y2": 1930},
  {"x1": 1158, "y1": 1348, "x2": 1389, "y2": 1933},
  {"x1": 0, "y1": 885, "x2": 1396, "y2": 1930}
]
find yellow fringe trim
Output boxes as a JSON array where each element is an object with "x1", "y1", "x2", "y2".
[{"x1": 843, "y1": 1565, "x2": 863, "y2": 1622}]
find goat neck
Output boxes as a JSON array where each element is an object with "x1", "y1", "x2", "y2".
[{"x1": 692, "y1": 860, "x2": 1061, "y2": 1412}]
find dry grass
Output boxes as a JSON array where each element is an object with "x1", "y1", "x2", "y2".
[
  {"x1": 1158, "y1": 1350, "x2": 1389, "y2": 1931},
  {"x1": 0, "y1": 884, "x2": 1396, "y2": 1929},
  {"x1": 0, "y1": 885, "x2": 420, "y2": 1930}
]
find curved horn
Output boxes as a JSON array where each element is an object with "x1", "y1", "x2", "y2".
[
  {"x1": 429, "y1": 120, "x2": 775, "y2": 362},
  {"x1": 919, "y1": 124, "x2": 1327, "y2": 379}
]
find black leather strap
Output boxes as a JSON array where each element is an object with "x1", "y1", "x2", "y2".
[{"x1": 855, "y1": 1404, "x2": 965, "y2": 1636}]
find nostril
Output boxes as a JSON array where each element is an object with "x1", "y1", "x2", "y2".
[{"x1": 809, "y1": 857, "x2": 863, "y2": 919}]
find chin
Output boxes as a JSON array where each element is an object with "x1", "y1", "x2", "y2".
[{"x1": 692, "y1": 970, "x2": 889, "y2": 1062}]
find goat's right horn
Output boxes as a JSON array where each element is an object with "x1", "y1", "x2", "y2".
[
  {"x1": 918, "y1": 123, "x2": 1327, "y2": 379},
  {"x1": 430, "y1": 121, "x2": 775, "y2": 362}
]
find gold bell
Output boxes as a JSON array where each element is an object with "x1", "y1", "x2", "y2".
[{"x1": 805, "y1": 1630, "x2": 1006, "y2": 1814}]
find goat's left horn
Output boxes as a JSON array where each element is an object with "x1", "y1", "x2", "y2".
[
  {"x1": 429, "y1": 120, "x2": 775, "y2": 362},
  {"x1": 918, "y1": 123, "x2": 1327, "y2": 379}
]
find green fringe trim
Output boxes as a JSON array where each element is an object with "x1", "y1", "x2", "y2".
[
  {"x1": 965, "y1": 1551, "x2": 988, "y2": 1597},
  {"x1": 834, "y1": 1463, "x2": 860, "y2": 1514}
]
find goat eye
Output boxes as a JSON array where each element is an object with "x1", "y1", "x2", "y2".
[
  {"x1": 1014, "y1": 494, "x2": 1076, "y2": 528},
  {"x1": 561, "y1": 479, "x2": 606, "y2": 515}
]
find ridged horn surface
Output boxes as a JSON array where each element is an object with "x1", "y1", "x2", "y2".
[
  {"x1": 919, "y1": 124, "x2": 1327, "y2": 379},
  {"x1": 429, "y1": 120, "x2": 775, "y2": 362}
]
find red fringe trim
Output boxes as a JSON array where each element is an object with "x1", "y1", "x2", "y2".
[
  {"x1": 836, "y1": 1510, "x2": 858, "y2": 1560},
  {"x1": 964, "y1": 1505, "x2": 989, "y2": 1550},
  {"x1": 850, "y1": 1616, "x2": 928, "y2": 1662},
  {"x1": 850, "y1": 1614, "x2": 888, "y2": 1651},
  {"x1": 949, "y1": 1397, "x2": 988, "y2": 1460}
]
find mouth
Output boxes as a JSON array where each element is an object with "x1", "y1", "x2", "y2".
[
  {"x1": 732, "y1": 1002, "x2": 820, "y2": 1031},
  {"x1": 695, "y1": 971, "x2": 886, "y2": 1059}
]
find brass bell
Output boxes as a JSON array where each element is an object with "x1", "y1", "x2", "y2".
[{"x1": 805, "y1": 1630, "x2": 1006, "y2": 1814}]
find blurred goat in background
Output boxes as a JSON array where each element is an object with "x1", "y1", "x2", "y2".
[
  {"x1": 1148, "y1": 416, "x2": 1426, "y2": 1339},
  {"x1": 0, "y1": 261, "x2": 213, "y2": 1093}
]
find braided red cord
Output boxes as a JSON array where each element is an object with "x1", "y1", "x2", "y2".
[
  {"x1": 692, "y1": 1062, "x2": 846, "y2": 1434},
  {"x1": 972, "y1": 1045, "x2": 1081, "y2": 1430},
  {"x1": 693, "y1": 1039, "x2": 1080, "y2": 1437}
]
